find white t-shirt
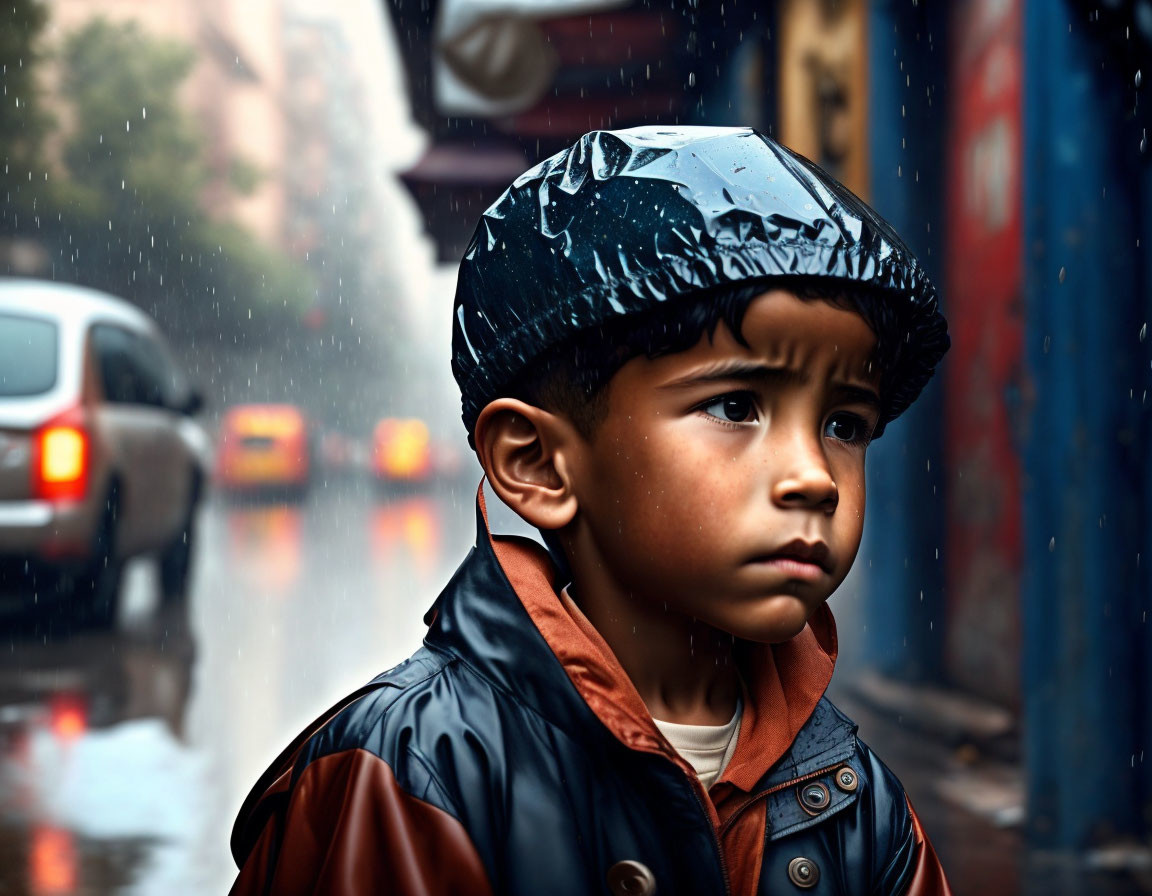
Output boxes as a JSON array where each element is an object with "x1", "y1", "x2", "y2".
[{"x1": 653, "y1": 700, "x2": 743, "y2": 790}]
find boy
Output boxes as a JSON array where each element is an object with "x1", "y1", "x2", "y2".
[{"x1": 231, "y1": 126, "x2": 952, "y2": 895}]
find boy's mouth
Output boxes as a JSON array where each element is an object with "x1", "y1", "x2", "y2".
[{"x1": 750, "y1": 539, "x2": 833, "y2": 575}]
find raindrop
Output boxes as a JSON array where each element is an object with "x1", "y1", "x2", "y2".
[
  {"x1": 1140, "y1": 322, "x2": 1147, "y2": 342},
  {"x1": 1142, "y1": 129, "x2": 1148, "y2": 153},
  {"x1": 1048, "y1": 537, "x2": 1056, "y2": 552},
  {"x1": 1137, "y1": 69, "x2": 1144, "y2": 88},
  {"x1": 1058, "y1": 266, "x2": 1066, "y2": 283}
]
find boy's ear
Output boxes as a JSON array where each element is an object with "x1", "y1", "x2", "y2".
[{"x1": 473, "y1": 398, "x2": 580, "y2": 531}]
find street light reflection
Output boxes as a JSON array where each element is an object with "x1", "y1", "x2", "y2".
[
  {"x1": 29, "y1": 826, "x2": 77, "y2": 895},
  {"x1": 225, "y1": 505, "x2": 304, "y2": 595},
  {"x1": 371, "y1": 498, "x2": 442, "y2": 581}
]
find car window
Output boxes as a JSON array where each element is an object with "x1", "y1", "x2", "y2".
[
  {"x1": 0, "y1": 312, "x2": 58, "y2": 397},
  {"x1": 91, "y1": 323, "x2": 148, "y2": 405},
  {"x1": 135, "y1": 332, "x2": 189, "y2": 409},
  {"x1": 131, "y1": 332, "x2": 178, "y2": 408}
]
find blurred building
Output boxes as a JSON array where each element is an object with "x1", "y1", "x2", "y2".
[
  {"x1": 44, "y1": 0, "x2": 289, "y2": 247},
  {"x1": 384, "y1": 0, "x2": 1152, "y2": 873},
  {"x1": 390, "y1": 0, "x2": 769, "y2": 261},
  {"x1": 282, "y1": 14, "x2": 375, "y2": 310}
]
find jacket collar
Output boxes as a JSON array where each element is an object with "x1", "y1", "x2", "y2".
[{"x1": 424, "y1": 485, "x2": 850, "y2": 796}]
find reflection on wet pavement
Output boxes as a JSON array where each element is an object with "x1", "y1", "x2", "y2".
[
  {"x1": 0, "y1": 480, "x2": 476, "y2": 894},
  {"x1": 0, "y1": 586, "x2": 199, "y2": 895}
]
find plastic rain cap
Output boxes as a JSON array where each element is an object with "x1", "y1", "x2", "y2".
[{"x1": 452, "y1": 125, "x2": 949, "y2": 440}]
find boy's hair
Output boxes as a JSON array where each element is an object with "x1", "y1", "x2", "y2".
[{"x1": 509, "y1": 277, "x2": 905, "y2": 440}]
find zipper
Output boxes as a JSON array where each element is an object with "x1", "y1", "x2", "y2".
[
  {"x1": 687, "y1": 777, "x2": 733, "y2": 896},
  {"x1": 718, "y1": 762, "x2": 843, "y2": 838}
]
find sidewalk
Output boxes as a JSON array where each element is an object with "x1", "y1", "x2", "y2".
[{"x1": 829, "y1": 674, "x2": 1152, "y2": 896}]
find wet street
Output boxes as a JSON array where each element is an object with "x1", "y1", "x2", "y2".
[
  {"x1": 0, "y1": 474, "x2": 1148, "y2": 896},
  {"x1": 0, "y1": 475, "x2": 479, "y2": 894}
]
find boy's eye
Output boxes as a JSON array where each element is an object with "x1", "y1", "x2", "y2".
[
  {"x1": 824, "y1": 412, "x2": 872, "y2": 444},
  {"x1": 701, "y1": 393, "x2": 758, "y2": 424}
]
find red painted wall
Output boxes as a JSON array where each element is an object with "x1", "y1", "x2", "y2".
[{"x1": 944, "y1": 0, "x2": 1024, "y2": 705}]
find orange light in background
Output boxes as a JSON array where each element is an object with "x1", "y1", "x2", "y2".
[
  {"x1": 217, "y1": 405, "x2": 311, "y2": 488},
  {"x1": 374, "y1": 419, "x2": 431, "y2": 480},
  {"x1": 230, "y1": 406, "x2": 305, "y2": 438},
  {"x1": 29, "y1": 826, "x2": 77, "y2": 894},
  {"x1": 49, "y1": 696, "x2": 87, "y2": 741}
]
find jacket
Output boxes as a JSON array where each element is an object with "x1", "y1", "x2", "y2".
[{"x1": 231, "y1": 489, "x2": 952, "y2": 895}]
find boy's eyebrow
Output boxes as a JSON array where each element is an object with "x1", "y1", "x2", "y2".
[
  {"x1": 663, "y1": 361, "x2": 882, "y2": 410},
  {"x1": 829, "y1": 384, "x2": 883, "y2": 412}
]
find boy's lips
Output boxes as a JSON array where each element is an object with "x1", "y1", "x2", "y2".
[{"x1": 749, "y1": 539, "x2": 833, "y2": 576}]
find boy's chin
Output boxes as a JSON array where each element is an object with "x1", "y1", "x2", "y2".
[{"x1": 723, "y1": 594, "x2": 821, "y2": 644}]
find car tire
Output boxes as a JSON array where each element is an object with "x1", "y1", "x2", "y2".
[
  {"x1": 160, "y1": 476, "x2": 200, "y2": 603},
  {"x1": 80, "y1": 487, "x2": 123, "y2": 628}
]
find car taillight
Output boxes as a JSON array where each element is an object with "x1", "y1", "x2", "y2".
[
  {"x1": 49, "y1": 695, "x2": 87, "y2": 741},
  {"x1": 34, "y1": 413, "x2": 89, "y2": 501}
]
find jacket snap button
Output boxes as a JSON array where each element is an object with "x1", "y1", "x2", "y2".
[
  {"x1": 607, "y1": 860, "x2": 657, "y2": 896},
  {"x1": 796, "y1": 780, "x2": 831, "y2": 814},
  {"x1": 787, "y1": 856, "x2": 821, "y2": 888},
  {"x1": 834, "y1": 766, "x2": 859, "y2": 793}
]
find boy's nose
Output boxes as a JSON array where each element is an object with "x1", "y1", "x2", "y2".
[{"x1": 770, "y1": 443, "x2": 839, "y2": 512}]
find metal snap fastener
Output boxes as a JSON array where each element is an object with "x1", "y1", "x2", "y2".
[
  {"x1": 796, "y1": 780, "x2": 831, "y2": 814},
  {"x1": 787, "y1": 856, "x2": 820, "y2": 888},
  {"x1": 607, "y1": 859, "x2": 657, "y2": 896},
  {"x1": 834, "y1": 766, "x2": 859, "y2": 793}
]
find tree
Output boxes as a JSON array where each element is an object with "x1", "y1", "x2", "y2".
[
  {"x1": 0, "y1": 0, "x2": 50, "y2": 168},
  {"x1": 37, "y1": 18, "x2": 312, "y2": 335},
  {"x1": 58, "y1": 19, "x2": 205, "y2": 221}
]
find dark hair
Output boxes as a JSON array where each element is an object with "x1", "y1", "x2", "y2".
[{"x1": 508, "y1": 277, "x2": 909, "y2": 439}]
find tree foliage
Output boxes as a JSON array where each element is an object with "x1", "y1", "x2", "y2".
[
  {"x1": 58, "y1": 20, "x2": 206, "y2": 219},
  {"x1": 1, "y1": 15, "x2": 311, "y2": 338},
  {"x1": 0, "y1": 0, "x2": 50, "y2": 167}
]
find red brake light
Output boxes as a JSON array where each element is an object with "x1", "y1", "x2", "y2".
[
  {"x1": 34, "y1": 412, "x2": 89, "y2": 501},
  {"x1": 49, "y1": 695, "x2": 87, "y2": 741}
]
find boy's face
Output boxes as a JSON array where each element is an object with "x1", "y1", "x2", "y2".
[{"x1": 566, "y1": 289, "x2": 881, "y2": 643}]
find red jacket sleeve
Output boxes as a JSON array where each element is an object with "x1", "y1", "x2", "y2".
[
  {"x1": 902, "y1": 799, "x2": 952, "y2": 896},
  {"x1": 230, "y1": 748, "x2": 494, "y2": 896}
]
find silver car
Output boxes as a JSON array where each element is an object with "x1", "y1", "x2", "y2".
[{"x1": 0, "y1": 280, "x2": 210, "y2": 624}]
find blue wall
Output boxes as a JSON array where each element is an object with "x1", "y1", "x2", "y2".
[
  {"x1": 862, "y1": 0, "x2": 949, "y2": 683},
  {"x1": 1021, "y1": 0, "x2": 1151, "y2": 850}
]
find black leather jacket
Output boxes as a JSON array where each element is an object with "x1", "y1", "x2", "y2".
[{"x1": 231, "y1": 498, "x2": 950, "y2": 896}]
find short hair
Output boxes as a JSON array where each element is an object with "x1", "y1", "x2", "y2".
[{"x1": 507, "y1": 277, "x2": 908, "y2": 440}]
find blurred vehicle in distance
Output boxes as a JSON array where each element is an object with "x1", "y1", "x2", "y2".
[
  {"x1": 216, "y1": 404, "x2": 311, "y2": 501},
  {"x1": 0, "y1": 279, "x2": 210, "y2": 625},
  {"x1": 370, "y1": 417, "x2": 433, "y2": 488}
]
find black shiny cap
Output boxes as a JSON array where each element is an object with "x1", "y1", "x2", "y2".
[{"x1": 453, "y1": 126, "x2": 948, "y2": 439}]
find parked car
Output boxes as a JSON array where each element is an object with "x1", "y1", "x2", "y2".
[
  {"x1": 215, "y1": 404, "x2": 311, "y2": 500},
  {"x1": 0, "y1": 279, "x2": 210, "y2": 624},
  {"x1": 370, "y1": 417, "x2": 433, "y2": 488}
]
